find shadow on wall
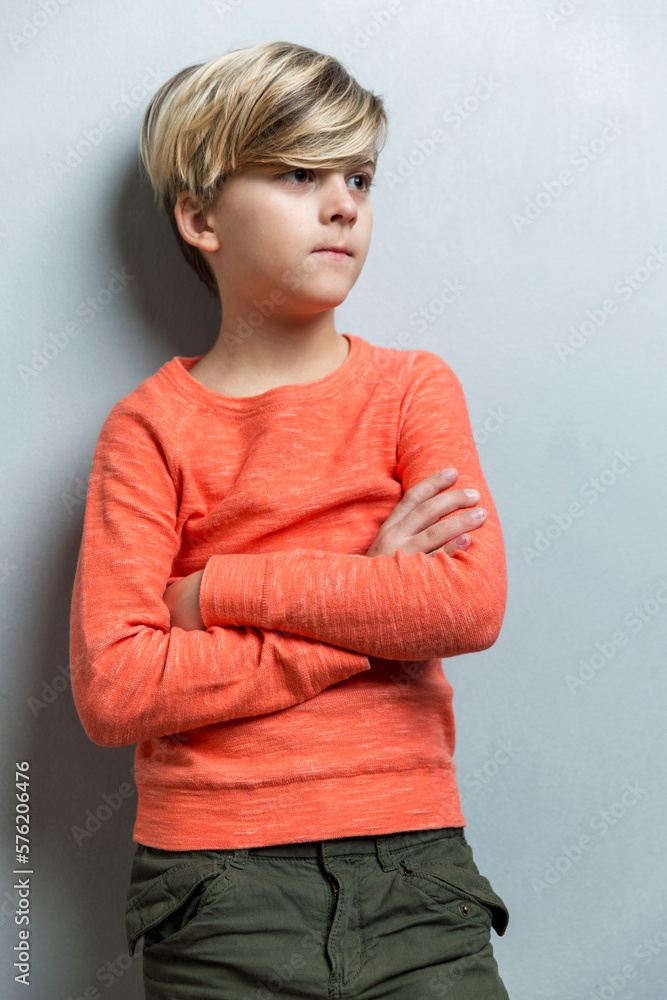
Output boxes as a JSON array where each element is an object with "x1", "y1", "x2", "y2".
[
  {"x1": 32, "y1": 154, "x2": 223, "y2": 998},
  {"x1": 111, "y1": 157, "x2": 221, "y2": 359}
]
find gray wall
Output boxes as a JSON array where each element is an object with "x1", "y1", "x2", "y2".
[{"x1": 2, "y1": 1, "x2": 666, "y2": 997}]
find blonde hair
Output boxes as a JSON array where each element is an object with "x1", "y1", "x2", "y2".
[{"x1": 139, "y1": 40, "x2": 389, "y2": 299}]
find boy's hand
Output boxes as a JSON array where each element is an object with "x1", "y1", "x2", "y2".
[
  {"x1": 163, "y1": 570, "x2": 206, "y2": 630},
  {"x1": 366, "y1": 468, "x2": 487, "y2": 559},
  {"x1": 162, "y1": 469, "x2": 484, "y2": 626}
]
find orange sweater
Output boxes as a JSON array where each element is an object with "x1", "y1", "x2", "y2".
[{"x1": 69, "y1": 333, "x2": 507, "y2": 850}]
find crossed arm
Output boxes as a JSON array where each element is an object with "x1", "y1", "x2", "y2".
[
  {"x1": 164, "y1": 354, "x2": 507, "y2": 663},
  {"x1": 69, "y1": 352, "x2": 506, "y2": 749}
]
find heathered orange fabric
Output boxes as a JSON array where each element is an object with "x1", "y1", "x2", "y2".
[{"x1": 69, "y1": 333, "x2": 507, "y2": 850}]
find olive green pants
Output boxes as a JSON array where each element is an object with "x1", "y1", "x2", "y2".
[{"x1": 125, "y1": 826, "x2": 510, "y2": 999}]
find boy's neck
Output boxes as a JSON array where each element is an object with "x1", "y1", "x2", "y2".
[{"x1": 188, "y1": 317, "x2": 350, "y2": 398}]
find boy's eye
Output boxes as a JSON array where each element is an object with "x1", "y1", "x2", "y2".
[
  {"x1": 280, "y1": 168, "x2": 374, "y2": 191},
  {"x1": 282, "y1": 167, "x2": 312, "y2": 185},
  {"x1": 350, "y1": 172, "x2": 374, "y2": 192}
]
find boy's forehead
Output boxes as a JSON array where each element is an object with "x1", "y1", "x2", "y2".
[
  {"x1": 341, "y1": 156, "x2": 376, "y2": 167},
  {"x1": 300, "y1": 158, "x2": 377, "y2": 170}
]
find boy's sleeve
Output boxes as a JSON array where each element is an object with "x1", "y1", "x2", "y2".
[
  {"x1": 198, "y1": 352, "x2": 507, "y2": 661},
  {"x1": 69, "y1": 404, "x2": 371, "y2": 749}
]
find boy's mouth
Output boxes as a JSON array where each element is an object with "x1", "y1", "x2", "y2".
[{"x1": 312, "y1": 245, "x2": 353, "y2": 258}]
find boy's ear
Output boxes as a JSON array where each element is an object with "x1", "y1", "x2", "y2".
[{"x1": 173, "y1": 192, "x2": 221, "y2": 253}]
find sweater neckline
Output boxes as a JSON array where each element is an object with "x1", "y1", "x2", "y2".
[{"x1": 160, "y1": 333, "x2": 366, "y2": 413}]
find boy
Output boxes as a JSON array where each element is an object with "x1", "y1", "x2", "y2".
[{"x1": 69, "y1": 40, "x2": 511, "y2": 999}]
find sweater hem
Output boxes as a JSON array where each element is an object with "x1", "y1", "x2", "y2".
[{"x1": 131, "y1": 764, "x2": 466, "y2": 850}]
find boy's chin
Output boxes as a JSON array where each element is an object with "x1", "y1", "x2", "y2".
[
  {"x1": 302, "y1": 280, "x2": 359, "y2": 308},
  {"x1": 280, "y1": 286, "x2": 352, "y2": 313},
  {"x1": 308, "y1": 293, "x2": 352, "y2": 311}
]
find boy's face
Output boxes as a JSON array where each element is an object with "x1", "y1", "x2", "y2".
[{"x1": 184, "y1": 161, "x2": 375, "y2": 313}]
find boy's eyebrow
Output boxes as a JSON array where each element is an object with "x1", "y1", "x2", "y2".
[
  {"x1": 271, "y1": 160, "x2": 376, "y2": 172},
  {"x1": 342, "y1": 160, "x2": 376, "y2": 173}
]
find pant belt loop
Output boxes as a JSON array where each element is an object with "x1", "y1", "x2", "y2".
[
  {"x1": 228, "y1": 848, "x2": 248, "y2": 870},
  {"x1": 375, "y1": 834, "x2": 398, "y2": 872}
]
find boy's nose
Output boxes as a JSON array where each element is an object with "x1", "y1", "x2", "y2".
[{"x1": 320, "y1": 179, "x2": 358, "y2": 223}]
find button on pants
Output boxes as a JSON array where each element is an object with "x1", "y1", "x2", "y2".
[{"x1": 125, "y1": 825, "x2": 511, "y2": 999}]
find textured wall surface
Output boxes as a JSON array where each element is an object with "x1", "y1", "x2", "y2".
[{"x1": 2, "y1": 2, "x2": 666, "y2": 997}]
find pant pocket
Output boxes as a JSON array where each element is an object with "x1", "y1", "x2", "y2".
[
  {"x1": 397, "y1": 835, "x2": 510, "y2": 937},
  {"x1": 124, "y1": 850, "x2": 229, "y2": 957}
]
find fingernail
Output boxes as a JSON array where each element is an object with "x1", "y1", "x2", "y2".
[
  {"x1": 470, "y1": 507, "x2": 486, "y2": 519},
  {"x1": 441, "y1": 467, "x2": 457, "y2": 476},
  {"x1": 455, "y1": 534, "x2": 468, "y2": 546},
  {"x1": 464, "y1": 489, "x2": 479, "y2": 499}
]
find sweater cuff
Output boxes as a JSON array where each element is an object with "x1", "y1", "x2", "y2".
[{"x1": 199, "y1": 554, "x2": 269, "y2": 630}]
